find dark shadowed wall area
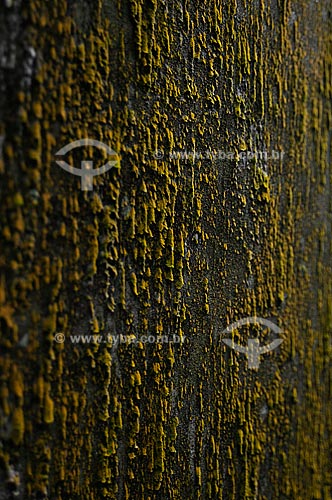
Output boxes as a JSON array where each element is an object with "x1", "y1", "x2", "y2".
[{"x1": 0, "y1": 0, "x2": 331, "y2": 499}]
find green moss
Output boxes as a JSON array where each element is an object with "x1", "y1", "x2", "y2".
[
  {"x1": 11, "y1": 407, "x2": 25, "y2": 445},
  {"x1": 0, "y1": 0, "x2": 331, "y2": 497}
]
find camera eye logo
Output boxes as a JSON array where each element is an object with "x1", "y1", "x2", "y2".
[
  {"x1": 221, "y1": 317, "x2": 283, "y2": 369},
  {"x1": 55, "y1": 138, "x2": 119, "y2": 191}
]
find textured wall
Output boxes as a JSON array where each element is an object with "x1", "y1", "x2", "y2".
[{"x1": 0, "y1": 0, "x2": 331, "y2": 498}]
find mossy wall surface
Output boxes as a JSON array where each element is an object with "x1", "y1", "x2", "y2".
[{"x1": 0, "y1": 0, "x2": 331, "y2": 498}]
